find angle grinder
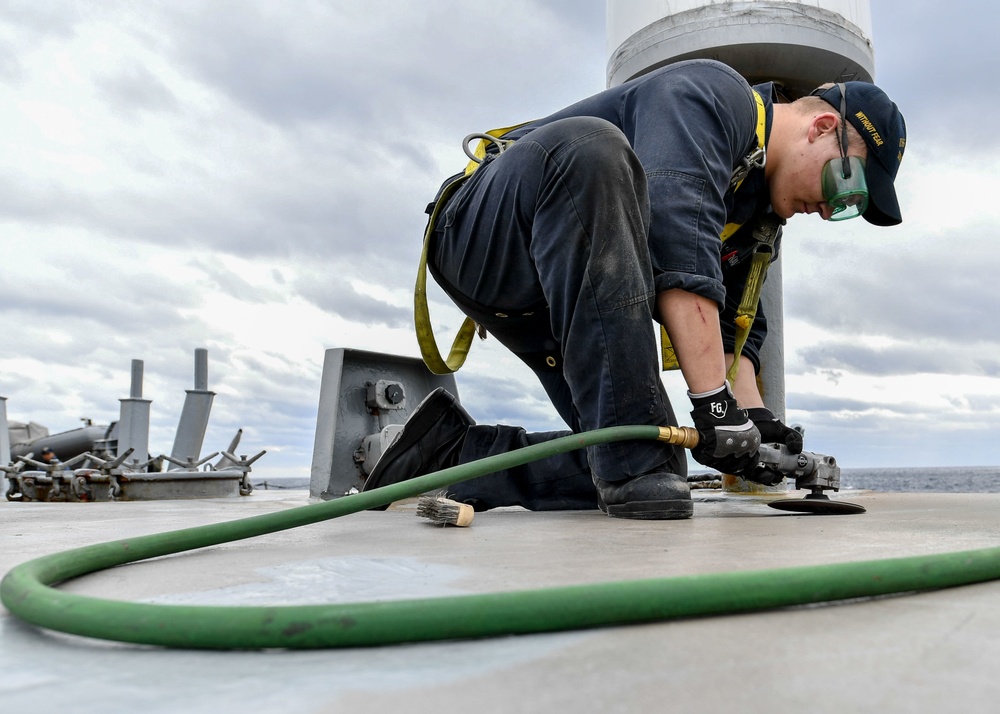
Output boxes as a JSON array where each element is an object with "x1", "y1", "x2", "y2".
[{"x1": 746, "y1": 443, "x2": 865, "y2": 515}]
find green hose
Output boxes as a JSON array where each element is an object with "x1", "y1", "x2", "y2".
[{"x1": 2, "y1": 425, "x2": 999, "y2": 649}]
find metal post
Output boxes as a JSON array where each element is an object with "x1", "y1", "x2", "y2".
[
  {"x1": 168, "y1": 348, "x2": 215, "y2": 470},
  {"x1": 0, "y1": 397, "x2": 11, "y2": 466},
  {"x1": 759, "y1": 258, "x2": 787, "y2": 422},
  {"x1": 721, "y1": 257, "x2": 789, "y2": 493},
  {"x1": 118, "y1": 360, "x2": 152, "y2": 470}
]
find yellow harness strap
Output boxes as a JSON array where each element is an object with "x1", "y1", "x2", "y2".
[
  {"x1": 723, "y1": 213, "x2": 781, "y2": 384},
  {"x1": 660, "y1": 89, "x2": 768, "y2": 376},
  {"x1": 414, "y1": 174, "x2": 479, "y2": 374},
  {"x1": 415, "y1": 122, "x2": 531, "y2": 375}
]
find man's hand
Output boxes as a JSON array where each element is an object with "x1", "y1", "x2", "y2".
[
  {"x1": 746, "y1": 407, "x2": 803, "y2": 454},
  {"x1": 689, "y1": 384, "x2": 761, "y2": 474}
]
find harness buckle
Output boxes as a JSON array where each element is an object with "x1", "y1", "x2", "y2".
[
  {"x1": 463, "y1": 133, "x2": 516, "y2": 165},
  {"x1": 745, "y1": 145, "x2": 767, "y2": 170},
  {"x1": 730, "y1": 146, "x2": 767, "y2": 189}
]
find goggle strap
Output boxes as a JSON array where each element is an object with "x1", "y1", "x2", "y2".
[{"x1": 838, "y1": 83, "x2": 851, "y2": 179}]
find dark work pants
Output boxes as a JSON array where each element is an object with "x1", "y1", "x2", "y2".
[{"x1": 429, "y1": 117, "x2": 685, "y2": 510}]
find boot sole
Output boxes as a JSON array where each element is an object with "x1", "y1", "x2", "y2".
[{"x1": 605, "y1": 499, "x2": 693, "y2": 520}]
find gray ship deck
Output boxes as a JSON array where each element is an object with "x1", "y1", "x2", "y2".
[{"x1": 3, "y1": 489, "x2": 999, "y2": 713}]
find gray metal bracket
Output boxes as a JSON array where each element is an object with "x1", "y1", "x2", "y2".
[{"x1": 309, "y1": 348, "x2": 459, "y2": 500}]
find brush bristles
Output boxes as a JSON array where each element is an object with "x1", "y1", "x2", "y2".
[{"x1": 417, "y1": 496, "x2": 475, "y2": 527}]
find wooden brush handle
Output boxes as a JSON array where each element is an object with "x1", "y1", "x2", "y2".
[{"x1": 452, "y1": 501, "x2": 475, "y2": 527}]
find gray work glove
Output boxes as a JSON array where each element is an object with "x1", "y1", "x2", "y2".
[
  {"x1": 745, "y1": 407, "x2": 803, "y2": 454},
  {"x1": 689, "y1": 384, "x2": 761, "y2": 474}
]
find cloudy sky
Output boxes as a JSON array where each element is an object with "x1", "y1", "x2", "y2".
[{"x1": 0, "y1": 1, "x2": 994, "y2": 481}]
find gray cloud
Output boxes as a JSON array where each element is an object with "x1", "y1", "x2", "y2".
[
  {"x1": 0, "y1": 1, "x2": 82, "y2": 39},
  {"x1": 0, "y1": 140, "x2": 433, "y2": 274},
  {"x1": 153, "y1": 0, "x2": 607, "y2": 146},
  {"x1": 1, "y1": 270, "x2": 199, "y2": 338},
  {"x1": 186, "y1": 259, "x2": 280, "y2": 305},
  {"x1": 787, "y1": 391, "x2": 930, "y2": 417},
  {"x1": 872, "y1": 2, "x2": 995, "y2": 150},
  {"x1": 293, "y1": 272, "x2": 410, "y2": 328},
  {"x1": 792, "y1": 340, "x2": 1000, "y2": 379},
  {"x1": 786, "y1": 225, "x2": 1000, "y2": 350},
  {"x1": 94, "y1": 63, "x2": 180, "y2": 119},
  {"x1": 0, "y1": 2, "x2": 607, "y2": 276}
]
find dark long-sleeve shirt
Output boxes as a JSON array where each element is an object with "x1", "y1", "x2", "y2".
[{"x1": 503, "y1": 59, "x2": 778, "y2": 371}]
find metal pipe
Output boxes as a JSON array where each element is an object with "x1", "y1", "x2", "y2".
[
  {"x1": 118, "y1": 360, "x2": 151, "y2": 469},
  {"x1": 130, "y1": 359, "x2": 144, "y2": 399},
  {"x1": 193, "y1": 348, "x2": 208, "y2": 392},
  {"x1": 0, "y1": 397, "x2": 10, "y2": 466},
  {"x1": 168, "y1": 349, "x2": 215, "y2": 471}
]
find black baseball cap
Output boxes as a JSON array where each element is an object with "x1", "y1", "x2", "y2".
[{"x1": 814, "y1": 82, "x2": 907, "y2": 226}]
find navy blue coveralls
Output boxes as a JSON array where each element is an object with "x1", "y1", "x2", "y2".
[{"x1": 427, "y1": 59, "x2": 778, "y2": 510}]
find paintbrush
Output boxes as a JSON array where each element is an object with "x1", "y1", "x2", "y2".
[{"x1": 416, "y1": 495, "x2": 475, "y2": 527}]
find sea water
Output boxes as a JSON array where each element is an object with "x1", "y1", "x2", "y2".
[{"x1": 840, "y1": 465, "x2": 1000, "y2": 493}]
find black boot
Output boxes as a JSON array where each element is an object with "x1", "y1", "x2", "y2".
[
  {"x1": 594, "y1": 472, "x2": 692, "y2": 520},
  {"x1": 361, "y1": 388, "x2": 474, "y2": 509}
]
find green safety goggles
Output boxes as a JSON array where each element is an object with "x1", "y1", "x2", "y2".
[
  {"x1": 822, "y1": 155, "x2": 868, "y2": 220},
  {"x1": 819, "y1": 83, "x2": 869, "y2": 221}
]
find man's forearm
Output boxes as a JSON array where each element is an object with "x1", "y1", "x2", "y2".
[
  {"x1": 657, "y1": 288, "x2": 726, "y2": 394},
  {"x1": 726, "y1": 354, "x2": 765, "y2": 409}
]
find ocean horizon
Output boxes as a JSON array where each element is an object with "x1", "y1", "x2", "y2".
[{"x1": 839, "y1": 465, "x2": 1000, "y2": 493}]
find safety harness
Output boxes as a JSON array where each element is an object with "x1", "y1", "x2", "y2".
[
  {"x1": 415, "y1": 92, "x2": 775, "y2": 381},
  {"x1": 414, "y1": 123, "x2": 528, "y2": 374}
]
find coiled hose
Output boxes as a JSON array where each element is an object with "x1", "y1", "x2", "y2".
[{"x1": 3, "y1": 425, "x2": 1000, "y2": 650}]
